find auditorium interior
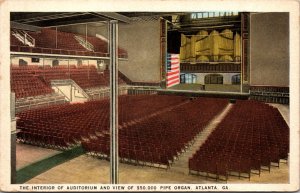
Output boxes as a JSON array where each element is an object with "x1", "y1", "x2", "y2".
[{"x1": 7, "y1": 12, "x2": 291, "y2": 184}]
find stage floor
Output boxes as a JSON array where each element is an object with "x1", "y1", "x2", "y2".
[{"x1": 168, "y1": 84, "x2": 241, "y2": 92}]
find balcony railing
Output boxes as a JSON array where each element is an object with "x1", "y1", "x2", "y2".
[
  {"x1": 180, "y1": 63, "x2": 241, "y2": 73},
  {"x1": 10, "y1": 45, "x2": 128, "y2": 59}
]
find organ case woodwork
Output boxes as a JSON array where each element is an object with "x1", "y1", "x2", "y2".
[{"x1": 180, "y1": 29, "x2": 241, "y2": 63}]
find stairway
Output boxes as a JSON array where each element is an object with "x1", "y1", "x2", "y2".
[
  {"x1": 51, "y1": 79, "x2": 89, "y2": 103},
  {"x1": 170, "y1": 103, "x2": 233, "y2": 175},
  {"x1": 74, "y1": 35, "x2": 94, "y2": 51},
  {"x1": 11, "y1": 29, "x2": 35, "y2": 47}
]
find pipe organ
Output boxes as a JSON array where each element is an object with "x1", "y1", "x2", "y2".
[{"x1": 180, "y1": 29, "x2": 241, "y2": 63}]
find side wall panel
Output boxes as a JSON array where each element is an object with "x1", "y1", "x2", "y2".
[
  {"x1": 250, "y1": 12, "x2": 289, "y2": 86},
  {"x1": 119, "y1": 20, "x2": 161, "y2": 83}
]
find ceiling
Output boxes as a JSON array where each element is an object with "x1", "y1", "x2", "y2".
[
  {"x1": 10, "y1": 12, "x2": 184, "y2": 27},
  {"x1": 11, "y1": 12, "x2": 131, "y2": 27},
  {"x1": 10, "y1": 12, "x2": 241, "y2": 33}
]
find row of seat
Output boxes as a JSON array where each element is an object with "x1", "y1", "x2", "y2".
[
  {"x1": 11, "y1": 73, "x2": 53, "y2": 98},
  {"x1": 84, "y1": 97, "x2": 228, "y2": 168},
  {"x1": 16, "y1": 95, "x2": 190, "y2": 151},
  {"x1": 11, "y1": 28, "x2": 128, "y2": 58},
  {"x1": 189, "y1": 100, "x2": 289, "y2": 181},
  {"x1": 11, "y1": 65, "x2": 127, "y2": 98}
]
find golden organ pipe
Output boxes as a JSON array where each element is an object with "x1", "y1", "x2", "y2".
[{"x1": 180, "y1": 29, "x2": 239, "y2": 62}]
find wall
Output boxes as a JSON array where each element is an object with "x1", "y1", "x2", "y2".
[
  {"x1": 250, "y1": 12, "x2": 289, "y2": 86},
  {"x1": 58, "y1": 20, "x2": 161, "y2": 83},
  {"x1": 11, "y1": 57, "x2": 31, "y2": 65},
  {"x1": 118, "y1": 20, "x2": 161, "y2": 83}
]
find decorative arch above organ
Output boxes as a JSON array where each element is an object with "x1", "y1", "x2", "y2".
[{"x1": 180, "y1": 29, "x2": 241, "y2": 63}]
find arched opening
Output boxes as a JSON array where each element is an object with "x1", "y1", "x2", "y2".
[
  {"x1": 77, "y1": 59, "x2": 82, "y2": 66},
  {"x1": 18, "y1": 59, "x2": 28, "y2": 66},
  {"x1": 231, "y1": 74, "x2": 241, "y2": 84},
  {"x1": 52, "y1": 59, "x2": 59, "y2": 67},
  {"x1": 205, "y1": 74, "x2": 223, "y2": 84}
]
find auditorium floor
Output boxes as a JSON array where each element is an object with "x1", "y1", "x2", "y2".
[
  {"x1": 16, "y1": 143, "x2": 61, "y2": 170},
  {"x1": 25, "y1": 154, "x2": 289, "y2": 184},
  {"x1": 17, "y1": 103, "x2": 290, "y2": 184}
]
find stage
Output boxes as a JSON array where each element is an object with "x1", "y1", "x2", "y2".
[{"x1": 156, "y1": 84, "x2": 249, "y2": 100}]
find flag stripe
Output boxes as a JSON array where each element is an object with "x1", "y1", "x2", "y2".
[
  {"x1": 167, "y1": 75, "x2": 179, "y2": 81},
  {"x1": 167, "y1": 56, "x2": 180, "y2": 60},
  {"x1": 168, "y1": 79, "x2": 179, "y2": 84},
  {"x1": 169, "y1": 64, "x2": 180, "y2": 68},
  {"x1": 167, "y1": 70, "x2": 180, "y2": 76},
  {"x1": 167, "y1": 79, "x2": 180, "y2": 87},
  {"x1": 166, "y1": 53, "x2": 180, "y2": 88},
  {"x1": 171, "y1": 66, "x2": 179, "y2": 70},
  {"x1": 167, "y1": 72, "x2": 180, "y2": 78}
]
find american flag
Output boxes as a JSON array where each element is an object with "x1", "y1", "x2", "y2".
[{"x1": 166, "y1": 53, "x2": 180, "y2": 88}]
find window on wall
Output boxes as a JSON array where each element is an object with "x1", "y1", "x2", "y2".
[
  {"x1": 180, "y1": 73, "x2": 197, "y2": 84},
  {"x1": 31, "y1": 58, "x2": 40, "y2": 63},
  {"x1": 205, "y1": 74, "x2": 223, "y2": 84},
  {"x1": 231, "y1": 74, "x2": 241, "y2": 84},
  {"x1": 190, "y1": 12, "x2": 239, "y2": 19},
  {"x1": 191, "y1": 13, "x2": 197, "y2": 19},
  {"x1": 202, "y1": 12, "x2": 208, "y2": 18}
]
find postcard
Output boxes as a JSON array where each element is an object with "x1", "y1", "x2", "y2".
[{"x1": 0, "y1": 0, "x2": 299, "y2": 192}]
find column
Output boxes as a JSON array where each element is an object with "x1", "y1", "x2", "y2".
[{"x1": 109, "y1": 20, "x2": 119, "y2": 184}]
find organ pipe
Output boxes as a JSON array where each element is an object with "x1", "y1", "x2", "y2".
[
  {"x1": 180, "y1": 34, "x2": 186, "y2": 60},
  {"x1": 180, "y1": 29, "x2": 241, "y2": 63},
  {"x1": 234, "y1": 32, "x2": 241, "y2": 61},
  {"x1": 210, "y1": 30, "x2": 220, "y2": 62},
  {"x1": 190, "y1": 36, "x2": 196, "y2": 62}
]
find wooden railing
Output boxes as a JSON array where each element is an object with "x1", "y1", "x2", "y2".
[
  {"x1": 12, "y1": 29, "x2": 35, "y2": 47},
  {"x1": 180, "y1": 63, "x2": 241, "y2": 73},
  {"x1": 249, "y1": 85, "x2": 289, "y2": 104}
]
